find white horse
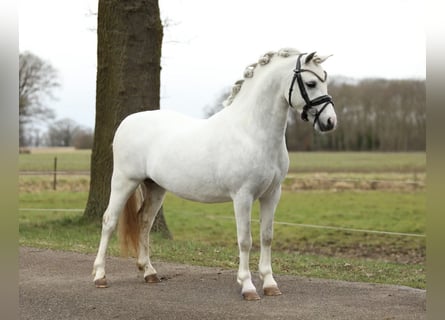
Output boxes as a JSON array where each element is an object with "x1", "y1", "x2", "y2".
[{"x1": 92, "y1": 48, "x2": 337, "y2": 300}]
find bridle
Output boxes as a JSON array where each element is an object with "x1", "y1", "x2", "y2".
[{"x1": 288, "y1": 53, "x2": 334, "y2": 127}]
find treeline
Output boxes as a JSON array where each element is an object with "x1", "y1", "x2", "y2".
[
  {"x1": 286, "y1": 78, "x2": 426, "y2": 151},
  {"x1": 21, "y1": 118, "x2": 94, "y2": 150},
  {"x1": 19, "y1": 52, "x2": 94, "y2": 150}
]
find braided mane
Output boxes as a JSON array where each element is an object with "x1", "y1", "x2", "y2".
[{"x1": 223, "y1": 48, "x2": 301, "y2": 107}]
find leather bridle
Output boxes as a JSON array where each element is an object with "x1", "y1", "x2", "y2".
[{"x1": 288, "y1": 53, "x2": 334, "y2": 127}]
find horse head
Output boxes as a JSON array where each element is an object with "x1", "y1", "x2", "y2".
[{"x1": 288, "y1": 52, "x2": 337, "y2": 133}]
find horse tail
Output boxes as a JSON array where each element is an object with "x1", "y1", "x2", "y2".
[{"x1": 118, "y1": 186, "x2": 144, "y2": 256}]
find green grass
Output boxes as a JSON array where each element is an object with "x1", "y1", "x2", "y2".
[
  {"x1": 19, "y1": 150, "x2": 91, "y2": 171},
  {"x1": 19, "y1": 150, "x2": 425, "y2": 173},
  {"x1": 19, "y1": 189, "x2": 425, "y2": 289},
  {"x1": 288, "y1": 151, "x2": 426, "y2": 173},
  {"x1": 161, "y1": 191, "x2": 425, "y2": 256}
]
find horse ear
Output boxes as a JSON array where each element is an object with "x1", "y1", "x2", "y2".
[
  {"x1": 314, "y1": 54, "x2": 333, "y2": 64},
  {"x1": 305, "y1": 52, "x2": 317, "y2": 64}
]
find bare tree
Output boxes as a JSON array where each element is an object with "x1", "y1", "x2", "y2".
[
  {"x1": 45, "y1": 118, "x2": 80, "y2": 147},
  {"x1": 19, "y1": 52, "x2": 59, "y2": 146},
  {"x1": 73, "y1": 128, "x2": 94, "y2": 149}
]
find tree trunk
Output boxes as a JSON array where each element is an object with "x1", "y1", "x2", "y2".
[{"x1": 84, "y1": 0, "x2": 170, "y2": 237}]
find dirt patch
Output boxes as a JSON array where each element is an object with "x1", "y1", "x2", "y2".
[
  {"x1": 19, "y1": 171, "x2": 426, "y2": 193},
  {"x1": 290, "y1": 242, "x2": 425, "y2": 265},
  {"x1": 19, "y1": 175, "x2": 90, "y2": 193},
  {"x1": 268, "y1": 232, "x2": 425, "y2": 265},
  {"x1": 27, "y1": 147, "x2": 79, "y2": 153},
  {"x1": 283, "y1": 173, "x2": 425, "y2": 192}
]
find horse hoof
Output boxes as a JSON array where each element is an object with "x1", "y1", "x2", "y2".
[
  {"x1": 264, "y1": 286, "x2": 282, "y2": 296},
  {"x1": 242, "y1": 291, "x2": 261, "y2": 301},
  {"x1": 145, "y1": 274, "x2": 161, "y2": 283},
  {"x1": 94, "y1": 277, "x2": 108, "y2": 288}
]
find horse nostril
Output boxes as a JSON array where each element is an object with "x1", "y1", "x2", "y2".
[{"x1": 324, "y1": 117, "x2": 336, "y2": 131}]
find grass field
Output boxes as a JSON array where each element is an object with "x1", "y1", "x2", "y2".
[
  {"x1": 288, "y1": 151, "x2": 426, "y2": 173},
  {"x1": 18, "y1": 149, "x2": 426, "y2": 288},
  {"x1": 19, "y1": 149, "x2": 91, "y2": 172},
  {"x1": 19, "y1": 149, "x2": 426, "y2": 173}
]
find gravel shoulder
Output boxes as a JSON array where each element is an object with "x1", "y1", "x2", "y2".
[{"x1": 19, "y1": 247, "x2": 426, "y2": 320}]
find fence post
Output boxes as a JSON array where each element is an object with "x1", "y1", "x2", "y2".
[{"x1": 53, "y1": 156, "x2": 57, "y2": 190}]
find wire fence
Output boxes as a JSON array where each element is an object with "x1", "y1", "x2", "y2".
[
  {"x1": 18, "y1": 207, "x2": 425, "y2": 238},
  {"x1": 19, "y1": 155, "x2": 426, "y2": 190},
  {"x1": 19, "y1": 170, "x2": 425, "y2": 192},
  {"x1": 19, "y1": 157, "x2": 425, "y2": 238}
]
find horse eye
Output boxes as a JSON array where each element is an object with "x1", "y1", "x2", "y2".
[{"x1": 306, "y1": 81, "x2": 317, "y2": 88}]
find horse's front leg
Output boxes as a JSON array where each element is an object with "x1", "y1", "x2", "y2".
[
  {"x1": 233, "y1": 194, "x2": 259, "y2": 300},
  {"x1": 259, "y1": 186, "x2": 282, "y2": 296}
]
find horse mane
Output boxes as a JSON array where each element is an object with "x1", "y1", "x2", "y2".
[{"x1": 223, "y1": 48, "x2": 301, "y2": 107}]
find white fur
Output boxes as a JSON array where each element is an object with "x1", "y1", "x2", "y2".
[{"x1": 92, "y1": 50, "x2": 337, "y2": 299}]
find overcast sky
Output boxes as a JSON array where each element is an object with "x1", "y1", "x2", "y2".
[{"x1": 19, "y1": 0, "x2": 425, "y2": 129}]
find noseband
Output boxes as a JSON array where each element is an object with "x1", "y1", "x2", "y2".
[{"x1": 288, "y1": 53, "x2": 333, "y2": 127}]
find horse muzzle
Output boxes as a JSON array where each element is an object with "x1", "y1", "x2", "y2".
[{"x1": 316, "y1": 107, "x2": 337, "y2": 132}]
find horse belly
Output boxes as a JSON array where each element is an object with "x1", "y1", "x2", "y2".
[
  {"x1": 149, "y1": 146, "x2": 287, "y2": 204},
  {"x1": 169, "y1": 187, "x2": 232, "y2": 203},
  {"x1": 149, "y1": 158, "x2": 232, "y2": 203}
]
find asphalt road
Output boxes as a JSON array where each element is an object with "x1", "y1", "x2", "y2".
[{"x1": 19, "y1": 247, "x2": 426, "y2": 320}]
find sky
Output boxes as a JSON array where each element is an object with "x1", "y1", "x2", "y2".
[{"x1": 19, "y1": 0, "x2": 425, "y2": 129}]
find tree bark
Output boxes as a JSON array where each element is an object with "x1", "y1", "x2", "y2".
[{"x1": 84, "y1": 0, "x2": 169, "y2": 236}]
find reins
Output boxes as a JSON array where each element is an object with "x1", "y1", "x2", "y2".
[{"x1": 288, "y1": 53, "x2": 333, "y2": 127}]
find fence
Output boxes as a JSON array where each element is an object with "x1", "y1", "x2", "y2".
[
  {"x1": 19, "y1": 171, "x2": 425, "y2": 191},
  {"x1": 20, "y1": 156, "x2": 90, "y2": 190},
  {"x1": 19, "y1": 160, "x2": 425, "y2": 238},
  {"x1": 17, "y1": 207, "x2": 425, "y2": 238}
]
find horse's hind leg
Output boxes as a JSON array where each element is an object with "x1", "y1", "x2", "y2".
[
  {"x1": 137, "y1": 179, "x2": 166, "y2": 283},
  {"x1": 92, "y1": 173, "x2": 140, "y2": 287}
]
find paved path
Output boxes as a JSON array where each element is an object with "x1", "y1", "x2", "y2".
[{"x1": 19, "y1": 247, "x2": 426, "y2": 319}]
